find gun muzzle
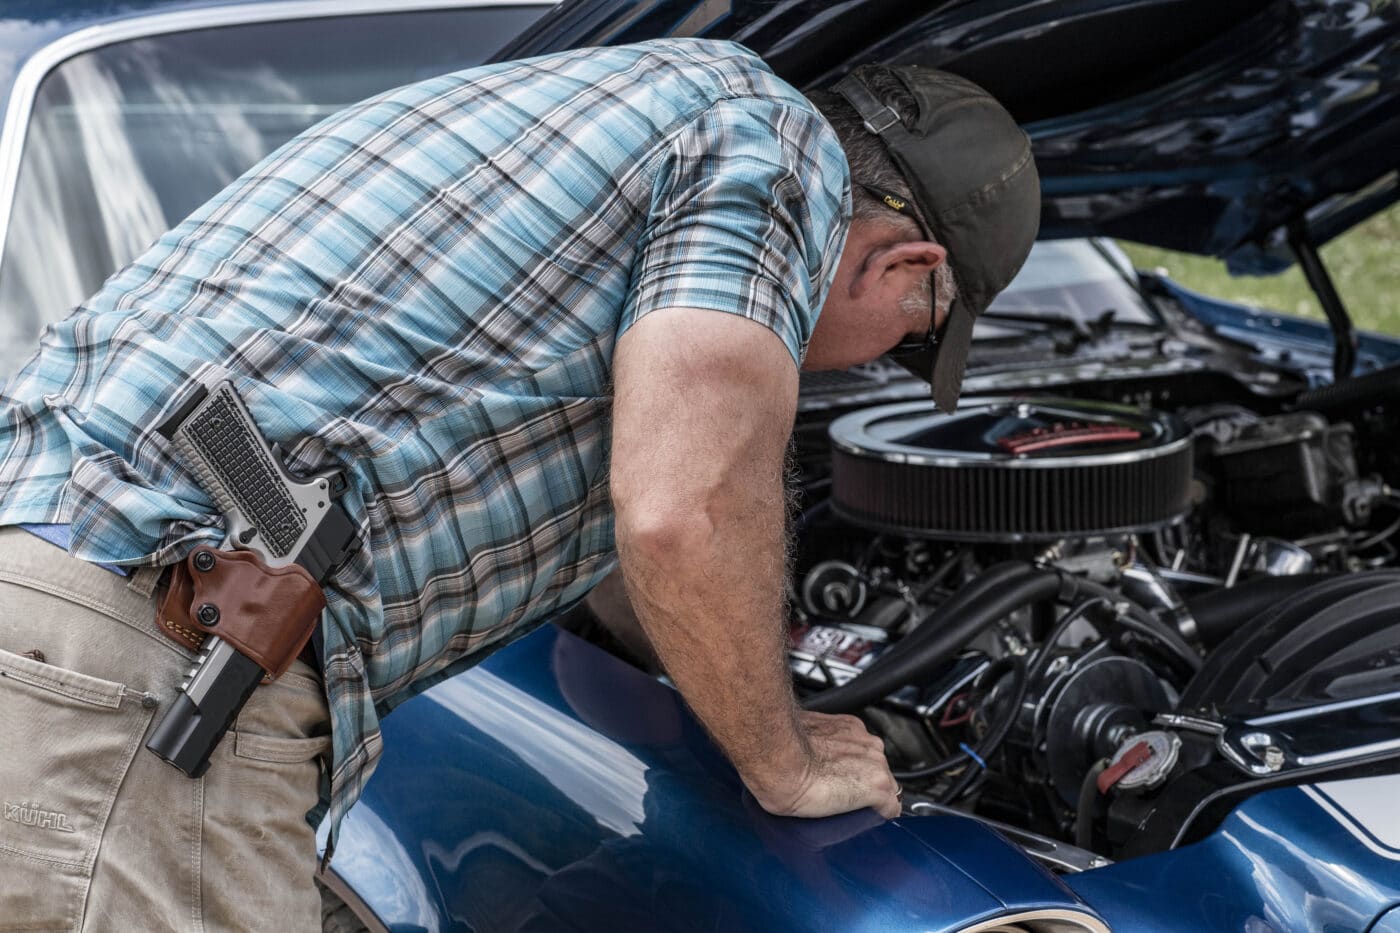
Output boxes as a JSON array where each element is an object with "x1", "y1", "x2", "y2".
[{"x1": 146, "y1": 638, "x2": 265, "y2": 777}]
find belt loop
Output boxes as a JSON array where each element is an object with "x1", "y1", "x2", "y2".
[{"x1": 127, "y1": 564, "x2": 164, "y2": 598}]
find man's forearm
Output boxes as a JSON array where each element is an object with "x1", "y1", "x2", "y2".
[
  {"x1": 609, "y1": 309, "x2": 899, "y2": 820},
  {"x1": 615, "y1": 467, "x2": 807, "y2": 797}
]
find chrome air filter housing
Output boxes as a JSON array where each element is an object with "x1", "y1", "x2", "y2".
[{"x1": 829, "y1": 397, "x2": 1193, "y2": 541}]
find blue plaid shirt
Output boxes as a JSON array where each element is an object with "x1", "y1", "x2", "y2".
[{"x1": 0, "y1": 39, "x2": 850, "y2": 839}]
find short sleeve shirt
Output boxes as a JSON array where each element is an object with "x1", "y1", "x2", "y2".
[{"x1": 0, "y1": 38, "x2": 851, "y2": 837}]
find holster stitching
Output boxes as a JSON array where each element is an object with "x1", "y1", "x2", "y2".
[{"x1": 161, "y1": 617, "x2": 207, "y2": 649}]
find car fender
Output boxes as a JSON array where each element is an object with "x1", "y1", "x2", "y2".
[{"x1": 326, "y1": 624, "x2": 1108, "y2": 932}]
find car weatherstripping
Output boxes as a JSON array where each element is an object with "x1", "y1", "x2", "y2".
[{"x1": 3, "y1": 2, "x2": 1400, "y2": 933}]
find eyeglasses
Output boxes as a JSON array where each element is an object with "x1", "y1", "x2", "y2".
[
  {"x1": 888, "y1": 323, "x2": 941, "y2": 357},
  {"x1": 856, "y1": 182, "x2": 941, "y2": 357}
]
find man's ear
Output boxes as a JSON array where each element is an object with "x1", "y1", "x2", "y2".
[{"x1": 851, "y1": 240, "x2": 946, "y2": 298}]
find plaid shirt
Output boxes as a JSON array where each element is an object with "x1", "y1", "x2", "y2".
[{"x1": 0, "y1": 39, "x2": 850, "y2": 840}]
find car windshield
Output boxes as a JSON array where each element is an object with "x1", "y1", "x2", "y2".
[
  {"x1": 0, "y1": 6, "x2": 548, "y2": 378},
  {"x1": 980, "y1": 238, "x2": 1157, "y2": 332}
]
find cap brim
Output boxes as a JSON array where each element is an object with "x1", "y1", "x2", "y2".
[
  {"x1": 889, "y1": 294, "x2": 977, "y2": 412},
  {"x1": 930, "y1": 297, "x2": 977, "y2": 412}
]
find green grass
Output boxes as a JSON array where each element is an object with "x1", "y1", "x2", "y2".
[{"x1": 1117, "y1": 202, "x2": 1400, "y2": 335}]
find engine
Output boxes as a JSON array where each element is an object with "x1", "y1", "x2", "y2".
[{"x1": 788, "y1": 393, "x2": 1400, "y2": 867}]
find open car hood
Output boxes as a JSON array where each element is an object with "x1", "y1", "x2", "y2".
[{"x1": 496, "y1": 0, "x2": 1400, "y2": 273}]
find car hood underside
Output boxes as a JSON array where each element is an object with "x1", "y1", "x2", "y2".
[{"x1": 498, "y1": 0, "x2": 1400, "y2": 272}]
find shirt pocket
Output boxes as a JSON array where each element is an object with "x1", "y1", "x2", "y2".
[{"x1": 0, "y1": 647, "x2": 155, "y2": 930}]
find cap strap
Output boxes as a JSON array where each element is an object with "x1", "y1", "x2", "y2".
[
  {"x1": 832, "y1": 74, "x2": 924, "y2": 196},
  {"x1": 833, "y1": 75, "x2": 902, "y2": 136}
]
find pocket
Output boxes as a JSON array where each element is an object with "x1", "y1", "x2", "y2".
[
  {"x1": 212, "y1": 661, "x2": 329, "y2": 821},
  {"x1": 220, "y1": 668, "x2": 330, "y2": 803},
  {"x1": 198, "y1": 675, "x2": 330, "y2": 930},
  {"x1": 232, "y1": 730, "x2": 330, "y2": 765},
  {"x1": 0, "y1": 647, "x2": 155, "y2": 931}
]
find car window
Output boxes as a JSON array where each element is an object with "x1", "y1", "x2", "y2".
[
  {"x1": 0, "y1": 6, "x2": 549, "y2": 379},
  {"x1": 980, "y1": 238, "x2": 1158, "y2": 333}
]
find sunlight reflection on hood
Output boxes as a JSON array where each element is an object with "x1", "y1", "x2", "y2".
[{"x1": 428, "y1": 669, "x2": 651, "y2": 837}]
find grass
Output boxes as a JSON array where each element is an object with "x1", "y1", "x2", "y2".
[{"x1": 1117, "y1": 202, "x2": 1400, "y2": 335}]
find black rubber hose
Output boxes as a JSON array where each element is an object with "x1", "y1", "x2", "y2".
[
  {"x1": 1063, "y1": 576, "x2": 1202, "y2": 675},
  {"x1": 897, "y1": 560, "x2": 1042, "y2": 645},
  {"x1": 1294, "y1": 360, "x2": 1400, "y2": 412},
  {"x1": 892, "y1": 598, "x2": 1109, "y2": 783},
  {"x1": 1025, "y1": 597, "x2": 1110, "y2": 687},
  {"x1": 1076, "y1": 759, "x2": 1110, "y2": 850},
  {"x1": 1185, "y1": 573, "x2": 1335, "y2": 648},
  {"x1": 804, "y1": 563, "x2": 1061, "y2": 713},
  {"x1": 893, "y1": 656, "x2": 1027, "y2": 785},
  {"x1": 869, "y1": 559, "x2": 1046, "y2": 664}
]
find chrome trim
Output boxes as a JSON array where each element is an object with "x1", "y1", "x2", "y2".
[
  {"x1": 1154, "y1": 566, "x2": 1224, "y2": 588},
  {"x1": 0, "y1": 0, "x2": 555, "y2": 283},
  {"x1": 828, "y1": 397, "x2": 1193, "y2": 470},
  {"x1": 1216, "y1": 730, "x2": 1275, "y2": 776},
  {"x1": 1297, "y1": 737, "x2": 1400, "y2": 767},
  {"x1": 1246, "y1": 689, "x2": 1400, "y2": 726},
  {"x1": 1162, "y1": 693, "x2": 1400, "y2": 777},
  {"x1": 905, "y1": 798, "x2": 1111, "y2": 874},
  {"x1": 956, "y1": 908, "x2": 1112, "y2": 933},
  {"x1": 1153, "y1": 712, "x2": 1225, "y2": 735}
]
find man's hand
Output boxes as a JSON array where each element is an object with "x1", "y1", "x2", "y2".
[
  {"x1": 747, "y1": 711, "x2": 902, "y2": 820},
  {"x1": 612, "y1": 308, "x2": 898, "y2": 823}
]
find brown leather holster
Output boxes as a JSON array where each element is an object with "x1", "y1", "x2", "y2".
[{"x1": 157, "y1": 545, "x2": 326, "y2": 680}]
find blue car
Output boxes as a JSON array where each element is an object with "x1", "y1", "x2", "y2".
[{"x1": 2, "y1": 2, "x2": 1400, "y2": 931}]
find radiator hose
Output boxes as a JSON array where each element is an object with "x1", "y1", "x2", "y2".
[
  {"x1": 803, "y1": 562, "x2": 1063, "y2": 713},
  {"x1": 803, "y1": 561, "x2": 1202, "y2": 714},
  {"x1": 1184, "y1": 573, "x2": 1334, "y2": 648}
]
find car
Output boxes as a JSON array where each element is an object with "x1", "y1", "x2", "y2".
[
  {"x1": 0, "y1": 0, "x2": 559, "y2": 377},
  {"x1": 2, "y1": 2, "x2": 1400, "y2": 932}
]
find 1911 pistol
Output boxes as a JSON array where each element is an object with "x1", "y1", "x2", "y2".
[{"x1": 145, "y1": 380, "x2": 358, "y2": 777}]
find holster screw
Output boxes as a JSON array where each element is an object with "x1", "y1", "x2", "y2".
[
  {"x1": 196, "y1": 603, "x2": 220, "y2": 626},
  {"x1": 193, "y1": 551, "x2": 216, "y2": 572}
]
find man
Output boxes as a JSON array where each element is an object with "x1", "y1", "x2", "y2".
[{"x1": 0, "y1": 39, "x2": 1036, "y2": 930}]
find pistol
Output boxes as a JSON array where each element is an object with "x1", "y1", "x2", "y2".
[{"x1": 145, "y1": 380, "x2": 358, "y2": 777}]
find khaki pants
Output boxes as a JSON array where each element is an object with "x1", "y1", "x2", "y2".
[{"x1": 0, "y1": 527, "x2": 330, "y2": 932}]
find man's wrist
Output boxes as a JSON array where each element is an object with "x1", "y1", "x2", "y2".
[{"x1": 737, "y1": 716, "x2": 812, "y2": 805}]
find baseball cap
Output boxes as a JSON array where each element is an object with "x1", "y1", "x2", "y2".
[{"x1": 833, "y1": 67, "x2": 1040, "y2": 412}]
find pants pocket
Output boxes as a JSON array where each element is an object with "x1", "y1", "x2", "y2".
[
  {"x1": 195, "y1": 661, "x2": 330, "y2": 933},
  {"x1": 0, "y1": 647, "x2": 155, "y2": 932}
]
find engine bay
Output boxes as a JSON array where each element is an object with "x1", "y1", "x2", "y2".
[
  {"x1": 563, "y1": 356, "x2": 1400, "y2": 872},
  {"x1": 780, "y1": 364, "x2": 1400, "y2": 869}
]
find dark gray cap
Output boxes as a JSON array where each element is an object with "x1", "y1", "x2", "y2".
[{"x1": 834, "y1": 67, "x2": 1040, "y2": 412}]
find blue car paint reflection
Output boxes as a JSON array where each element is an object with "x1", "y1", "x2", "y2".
[
  {"x1": 331, "y1": 623, "x2": 1400, "y2": 931},
  {"x1": 1071, "y1": 784, "x2": 1400, "y2": 931},
  {"x1": 329, "y1": 624, "x2": 1102, "y2": 932}
]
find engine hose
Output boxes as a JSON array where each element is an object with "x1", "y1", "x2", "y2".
[
  {"x1": 893, "y1": 656, "x2": 1028, "y2": 785},
  {"x1": 804, "y1": 563, "x2": 1061, "y2": 713},
  {"x1": 892, "y1": 598, "x2": 1109, "y2": 784},
  {"x1": 1076, "y1": 759, "x2": 1110, "y2": 850},
  {"x1": 864, "y1": 559, "x2": 1040, "y2": 656},
  {"x1": 805, "y1": 566, "x2": 1200, "y2": 715},
  {"x1": 1025, "y1": 597, "x2": 1110, "y2": 686},
  {"x1": 1185, "y1": 573, "x2": 1335, "y2": 648},
  {"x1": 1294, "y1": 360, "x2": 1400, "y2": 412},
  {"x1": 899, "y1": 560, "x2": 1043, "y2": 642},
  {"x1": 1063, "y1": 576, "x2": 1203, "y2": 675}
]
